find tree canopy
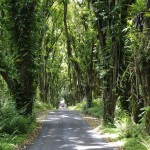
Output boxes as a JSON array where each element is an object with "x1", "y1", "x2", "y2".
[{"x1": 1, "y1": 0, "x2": 150, "y2": 135}]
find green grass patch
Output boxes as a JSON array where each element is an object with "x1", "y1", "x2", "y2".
[{"x1": 100, "y1": 126, "x2": 119, "y2": 134}]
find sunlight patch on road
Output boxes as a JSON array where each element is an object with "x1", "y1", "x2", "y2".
[
  {"x1": 75, "y1": 145, "x2": 113, "y2": 150},
  {"x1": 83, "y1": 116, "x2": 98, "y2": 120}
]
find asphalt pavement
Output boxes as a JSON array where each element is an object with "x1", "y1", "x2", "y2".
[{"x1": 29, "y1": 110, "x2": 118, "y2": 150}]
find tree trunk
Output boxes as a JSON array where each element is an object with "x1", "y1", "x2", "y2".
[
  {"x1": 86, "y1": 41, "x2": 94, "y2": 108},
  {"x1": 86, "y1": 84, "x2": 92, "y2": 108},
  {"x1": 141, "y1": 61, "x2": 150, "y2": 133},
  {"x1": 63, "y1": 0, "x2": 72, "y2": 92},
  {"x1": 3, "y1": 1, "x2": 38, "y2": 115},
  {"x1": 140, "y1": 0, "x2": 150, "y2": 134},
  {"x1": 131, "y1": 74, "x2": 144, "y2": 123},
  {"x1": 40, "y1": 62, "x2": 46, "y2": 102},
  {"x1": 102, "y1": 0, "x2": 117, "y2": 124}
]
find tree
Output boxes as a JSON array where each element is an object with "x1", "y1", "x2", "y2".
[
  {"x1": 0, "y1": 0, "x2": 40, "y2": 115},
  {"x1": 139, "y1": 0, "x2": 150, "y2": 134}
]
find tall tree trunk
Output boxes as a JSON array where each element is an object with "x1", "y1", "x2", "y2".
[
  {"x1": 140, "y1": 0, "x2": 150, "y2": 134},
  {"x1": 92, "y1": 0, "x2": 118, "y2": 124},
  {"x1": 131, "y1": 74, "x2": 143, "y2": 123},
  {"x1": 118, "y1": 0, "x2": 130, "y2": 112},
  {"x1": 39, "y1": 31, "x2": 47, "y2": 103},
  {"x1": 73, "y1": 61, "x2": 83, "y2": 102},
  {"x1": 141, "y1": 60, "x2": 150, "y2": 133},
  {"x1": 103, "y1": 0, "x2": 118, "y2": 124},
  {"x1": 4, "y1": 1, "x2": 38, "y2": 115},
  {"x1": 91, "y1": 0, "x2": 112, "y2": 123},
  {"x1": 39, "y1": 63, "x2": 47, "y2": 102},
  {"x1": 118, "y1": 0, "x2": 137, "y2": 113},
  {"x1": 63, "y1": 0, "x2": 72, "y2": 93},
  {"x1": 86, "y1": 43, "x2": 94, "y2": 108},
  {"x1": 63, "y1": 0, "x2": 85, "y2": 103},
  {"x1": 103, "y1": 0, "x2": 136, "y2": 124}
]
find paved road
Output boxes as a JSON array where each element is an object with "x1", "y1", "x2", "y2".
[{"x1": 29, "y1": 110, "x2": 117, "y2": 150}]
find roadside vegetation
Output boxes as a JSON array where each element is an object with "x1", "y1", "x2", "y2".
[
  {"x1": 0, "y1": 101, "x2": 52, "y2": 150},
  {"x1": 71, "y1": 99, "x2": 150, "y2": 150},
  {"x1": 1, "y1": 0, "x2": 150, "y2": 149},
  {"x1": 0, "y1": 86, "x2": 53, "y2": 150}
]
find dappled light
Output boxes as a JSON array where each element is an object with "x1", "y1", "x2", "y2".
[
  {"x1": 29, "y1": 110, "x2": 118, "y2": 150},
  {"x1": 0, "y1": 0, "x2": 150, "y2": 149}
]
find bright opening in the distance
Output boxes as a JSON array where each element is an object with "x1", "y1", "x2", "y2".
[{"x1": 76, "y1": 0, "x2": 82, "y2": 3}]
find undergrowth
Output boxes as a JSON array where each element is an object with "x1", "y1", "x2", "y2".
[
  {"x1": 0, "y1": 97, "x2": 52, "y2": 150},
  {"x1": 71, "y1": 99, "x2": 103, "y2": 118},
  {"x1": 34, "y1": 100, "x2": 53, "y2": 113},
  {"x1": 73, "y1": 99, "x2": 150, "y2": 150},
  {"x1": 0, "y1": 99, "x2": 36, "y2": 150}
]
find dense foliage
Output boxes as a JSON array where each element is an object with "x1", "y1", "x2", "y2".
[{"x1": 0, "y1": 0, "x2": 150, "y2": 149}]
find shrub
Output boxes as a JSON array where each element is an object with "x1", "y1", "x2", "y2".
[
  {"x1": 0, "y1": 142, "x2": 15, "y2": 150},
  {"x1": 140, "y1": 136, "x2": 150, "y2": 150},
  {"x1": 124, "y1": 138, "x2": 146, "y2": 150},
  {"x1": 115, "y1": 116, "x2": 141, "y2": 138},
  {"x1": 0, "y1": 100, "x2": 32, "y2": 134},
  {"x1": 74, "y1": 98, "x2": 103, "y2": 118},
  {"x1": 34, "y1": 101, "x2": 53, "y2": 112},
  {"x1": 2, "y1": 115, "x2": 29, "y2": 134},
  {"x1": 87, "y1": 99, "x2": 103, "y2": 118}
]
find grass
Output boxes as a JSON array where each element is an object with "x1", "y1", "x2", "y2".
[{"x1": 73, "y1": 99, "x2": 150, "y2": 150}]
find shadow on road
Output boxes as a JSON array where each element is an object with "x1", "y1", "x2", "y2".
[{"x1": 29, "y1": 110, "x2": 118, "y2": 150}]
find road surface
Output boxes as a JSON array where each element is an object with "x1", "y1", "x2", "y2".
[{"x1": 29, "y1": 110, "x2": 118, "y2": 150}]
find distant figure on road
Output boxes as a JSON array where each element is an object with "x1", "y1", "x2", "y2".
[{"x1": 59, "y1": 100, "x2": 67, "y2": 110}]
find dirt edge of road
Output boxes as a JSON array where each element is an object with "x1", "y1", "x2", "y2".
[{"x1": 80, "y1": 113, "x2": 123, "y2": 150}]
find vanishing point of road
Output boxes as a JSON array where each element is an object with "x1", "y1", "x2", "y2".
[{"x1": 29, "y1": 110, "x2": 118, "y2": 150}]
